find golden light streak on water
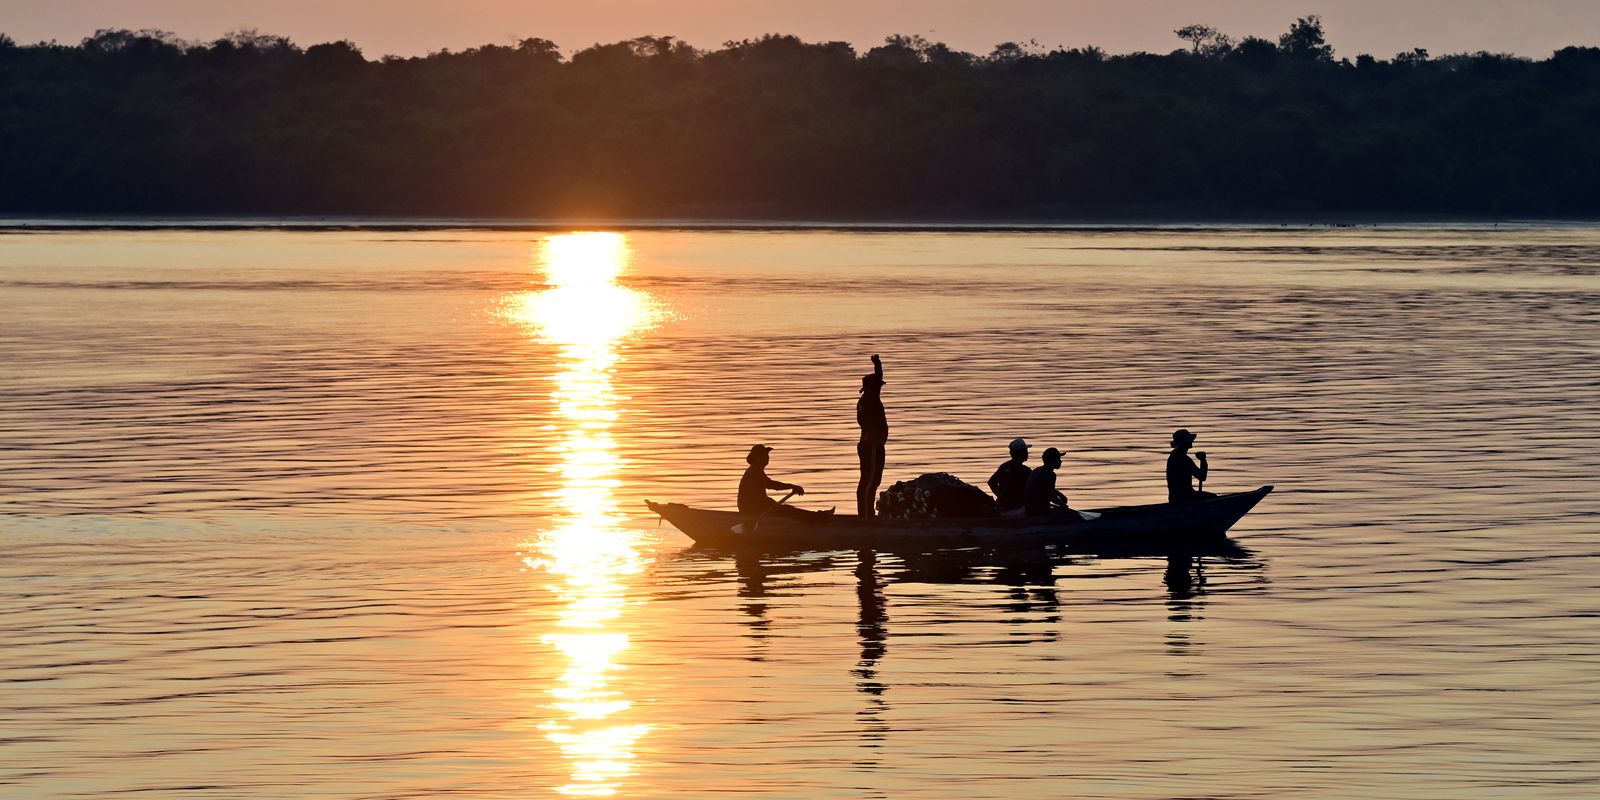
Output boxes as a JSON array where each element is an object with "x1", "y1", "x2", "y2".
[{"x1": 510, "y1": 233, "x2": 657, "y2": 797}]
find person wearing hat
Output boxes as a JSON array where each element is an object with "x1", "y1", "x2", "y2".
[
  {"x1": 987, "y1": 438, "x2": 1033, "y2": 516},
  {"x1": 739, "y1": 444, "x2": 830, "y2": 520},
  {"x1": 1024, "y1": 447, "x2": 1075, "y2": 517},
  {"x1": 1166, "y1": 428, "x2": 1216, "y2": 504},
  {"x1": 856, "y1": 354, "x2": 888, "y2": 518}
]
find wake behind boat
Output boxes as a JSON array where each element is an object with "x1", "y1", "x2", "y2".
[{"x1": 647, "y1": 485, "x2": 1273, "y2": 551}]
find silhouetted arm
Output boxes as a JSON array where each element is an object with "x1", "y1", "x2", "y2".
[
  {"x1": 871, "y1": 353, "x2": 883, "y2": 380},
  {"x1": 765, "y1": 475, "x2": 804, "y2": 495},
  {"x1": 987, "y1": 464, "x2": 1006, "y2": 497}
]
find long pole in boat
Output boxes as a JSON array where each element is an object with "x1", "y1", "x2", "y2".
[{"x1": 733, "y1": 490, "x2": 796, "y2": 535}]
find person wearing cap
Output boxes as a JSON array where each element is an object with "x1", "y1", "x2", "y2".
[
  {"x1": 1024, "y1": 447, "x2": 1075, "y2": 517},
  {"x1": 1166, "y1": 429, "x2": 1216, "y2": 504},
  {"x1": 987, "y1": 438, "x2": 1032, "y2": 516},
  {"x1": 739, "y1": 444, "x2": 831, "y2": 520},
  {"x1": 856, "y1": 354, "x2": 888, "y2": 518}
]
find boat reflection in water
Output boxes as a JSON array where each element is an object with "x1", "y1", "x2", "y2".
[
  {"x1": 507, "y1": 233, "x2": 658, "y2": 797},
  {"x1": 710, "y1": 542, "x2": 1266, "y2": 759}
]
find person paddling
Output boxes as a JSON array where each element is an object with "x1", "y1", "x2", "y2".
[
  {"x1": 1166, "y1": 428, "x2": 1217, "y2": 503},
  {"x1": 739, "y1": 445, "x2": 832, "y2": 521},
  {"x1": 987, "y1": 438, "x2": 1032, "y2": 516},
  {"x1": 856, "y1": 354, "x2": 887, "y2": 518},
  {"x1": 1024, "y1": 447, "x2": 1076, "y2": 517}
]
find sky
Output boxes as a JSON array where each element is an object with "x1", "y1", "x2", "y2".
[{"x1": 5, "y1": 0, "x2": 1600, "y2": 59}]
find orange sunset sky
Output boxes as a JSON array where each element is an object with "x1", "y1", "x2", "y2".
[{"x1": 5, "y1": 0, "x2": 1600, "y2": 58}]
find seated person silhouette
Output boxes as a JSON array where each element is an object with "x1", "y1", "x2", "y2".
[
  {"x1": 1023, "y1": 447, "x2": 1077, "y2": 517},
  {"x1": 739, "y1": 445, "x2": 833, "y2": 522},
  {"x1": 987, "y1": 437, "x2": 1032, "y2": 516},
  {"x1": 1167, "y1": 428, "x2": 1218, "y2": 504}
]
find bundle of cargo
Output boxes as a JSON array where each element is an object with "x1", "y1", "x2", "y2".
[{"x1": 875, "y1": 473, "x2": 998, "y2": 520}]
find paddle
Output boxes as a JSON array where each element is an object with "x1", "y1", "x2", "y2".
[{"x1": 732, "y1": 490, "x2": 796, "y2": 535}]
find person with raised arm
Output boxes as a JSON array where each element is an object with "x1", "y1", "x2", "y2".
[{"x1": 856, "y1": 354, "x2": 888, "y2": 518}]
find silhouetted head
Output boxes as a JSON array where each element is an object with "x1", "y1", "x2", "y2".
[
  {"x1": 860, "y1": 372, "x2": 885, "y2": 393},
  {"x1": 746, "y1": 444, "x2": 772, "y2": 467},
  {"x1": 1172, "y1": 429, "x2": 1197, "y2": 450},
  {"x1": 1041, "y1": 447, "x2": 1063, "y2": 469},
  {"x1": 1008, "y1": 438, "x2": 1029, "y2": 461}
]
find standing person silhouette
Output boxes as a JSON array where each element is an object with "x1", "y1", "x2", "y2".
[{"x1": 856, "y1": 354, "x2": 887, "y2": 518}]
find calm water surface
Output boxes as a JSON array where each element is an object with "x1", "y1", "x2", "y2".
[{"x1": 2, "y1": 226, "x2": 1598, "y2": 798}]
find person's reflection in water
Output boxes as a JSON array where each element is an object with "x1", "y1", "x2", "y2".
[
  {"x1": 854, "y1": 550, "x2": 888, "y2": 697},
  {"x1": 996, "y1": 554, "x2": 1063, "y2": 635},
  {"x1": 1163, "y1": 554, "x2": 1207, "y2": 657},
  {"x1": 734, "y1": 552, "x2": 772, "y2": 661},
  {"x1": 1163, "y1": 554, "x2": 1206, "y2": 601},
  {"x1": 854, "y1": 550, "x2": 890, "y2": 760}
]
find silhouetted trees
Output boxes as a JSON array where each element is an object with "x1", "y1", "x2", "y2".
[
  {"x1": 1175, "y1": 24, "x2": 1232, "y2": 58},
  {"x1": 1278, "y1": 15, "x2": 1335, "y2": 62},
  {"x1": 2, "y1": 20, "x2": 1600, "y2": 217}
]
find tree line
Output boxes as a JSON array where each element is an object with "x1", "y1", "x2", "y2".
[{"x1": 3, "y1": 16, "x2": 1600, "y2": 218}]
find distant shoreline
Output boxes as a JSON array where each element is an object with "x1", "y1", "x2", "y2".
[
  {"x1": 3, "y1": 215, "x2": 1596, "y2": 234},
  {"x1": 10, "y1": 25, "x2": 1600, "y2": 222}
]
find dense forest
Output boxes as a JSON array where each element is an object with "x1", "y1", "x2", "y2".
[{"x1": 3, "y1": 16, "x2": 1600, "y2": 218}]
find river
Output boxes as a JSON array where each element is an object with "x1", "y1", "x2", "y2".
[{"x1": 2, "y1": 224, "x2": 1597, "y2": 798}]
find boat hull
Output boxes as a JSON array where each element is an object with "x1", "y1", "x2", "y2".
[{"x1": 646, "y1": 486, "x2": 1273, "y2": 551}]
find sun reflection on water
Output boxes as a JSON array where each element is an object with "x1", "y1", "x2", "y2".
[{"x1": 508, "y1": 232, "x2": 657, "y2": 797}]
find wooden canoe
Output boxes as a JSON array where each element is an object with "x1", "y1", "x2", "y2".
[{"x1": 645, "y1": 485, "x2": 1273, "y2": 551}]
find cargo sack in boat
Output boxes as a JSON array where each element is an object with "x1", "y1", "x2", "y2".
[{"x1": 876, "y1": 473, "x2": 998, "y2": 520}]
